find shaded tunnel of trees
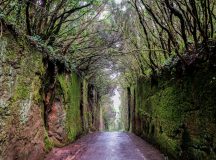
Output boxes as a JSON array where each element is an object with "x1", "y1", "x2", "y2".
[{"x1": 0, "y1": 0, "x2": 216, "y2": 159}]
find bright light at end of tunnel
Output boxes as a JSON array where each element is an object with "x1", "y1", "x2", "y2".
[
  {"x1": 112, "y1": 88, "x2": 121, "y2": 119},
  {"x1": 115, "y1": 0, "x2": 122, "y2": 4},
  {"x1": 98, "y1": 0, "x2": 124, "y2": 20}
]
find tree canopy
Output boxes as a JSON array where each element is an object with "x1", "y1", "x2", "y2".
[{"x1": 1, "y1": 0, "x2": 216, "y2": 93}]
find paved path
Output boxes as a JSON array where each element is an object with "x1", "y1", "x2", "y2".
[{"x1": 45, "y1": 132, "x2": 165, "y2": 160}]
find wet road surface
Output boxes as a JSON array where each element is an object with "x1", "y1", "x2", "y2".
[{"x1": 45, "y1": 132, "x2": 165, "y2": 160}]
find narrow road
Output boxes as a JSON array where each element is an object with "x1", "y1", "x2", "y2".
[{"x1": 45, "y1": 132, "x2": 165, "y2": 160}]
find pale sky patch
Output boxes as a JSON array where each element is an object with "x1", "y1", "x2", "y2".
[
  {"x1": 121, "y1": 6, "x2": 126, "y2": 11},
  {"x1": 115, "y1": 0, "x2": 122, "y2": 4}
]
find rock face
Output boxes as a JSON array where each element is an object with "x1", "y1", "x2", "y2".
[
  {"x1": 0, "y1": 32, "x2": 45, "y2": 159},
  {"x1": 5, "y1": 104, "x2": 45, "y2": 160},
  {"x1": 0, "y1": 29, "x2": 100, "y2": 159},
  {"x1": 131, "y1": 64, "x2": 216, "y2": 159},
  {"x1": 47, "y1": 99, "x2": 67, "y2": 146},
  {"x1": 43, "y1": 68, "x2": 101, "y2": 153}
]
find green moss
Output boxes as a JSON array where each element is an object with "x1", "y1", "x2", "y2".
[
  {"x1": 134, "y1": 68, "x2": 216, "y2": 159},
  {"x1": 82, "y1": 79, "x2": 89, "y2": 131},
  {"x1": 44, "y1": 132, "x2": 54, "y2": 152},
  {"x1": 13, "y1": 59, "x2": 43, "y2": 102},
  {"x1": 156, "y1": 133, "x2": 180, "y2": 158},
  {"x1": 58, "y1": 72, "x2": 82, "y2": 141},
  {"x1": 58, "y1": 75, "x2": 69, "y2": 100},
  {"x1": 32, "y1": 78, "x2": 43, "y2": 102},
  {"x1": 14, "y1": 82, "x2": 30, "y2": 100},
  {"x1": 0, "y1": 32, "x2": 45, "y2": 158}
]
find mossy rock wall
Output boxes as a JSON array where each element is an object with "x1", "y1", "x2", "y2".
[
  {"x1": 48, "y1": 74, "x2": 100, "y2": 143},
  {"x1": 0, "y1": 32, "x2": 45, "y2": 159},
  {"x1": 0, "y1": 30, "x2": 101, "y2": 159},
  {"x1": 134, "y1": 67, "x2": 216, "y2": 159},
  {"x1": 43, "y1": 71, "x2": 101, "y2": 150},
  {"x1": 57, "y1": 73, "x2": 82, "y2": 141}
]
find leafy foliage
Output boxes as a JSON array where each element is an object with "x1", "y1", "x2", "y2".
[{"x1": 1, "y1": 0, "x2": 216, "y2": 109}]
